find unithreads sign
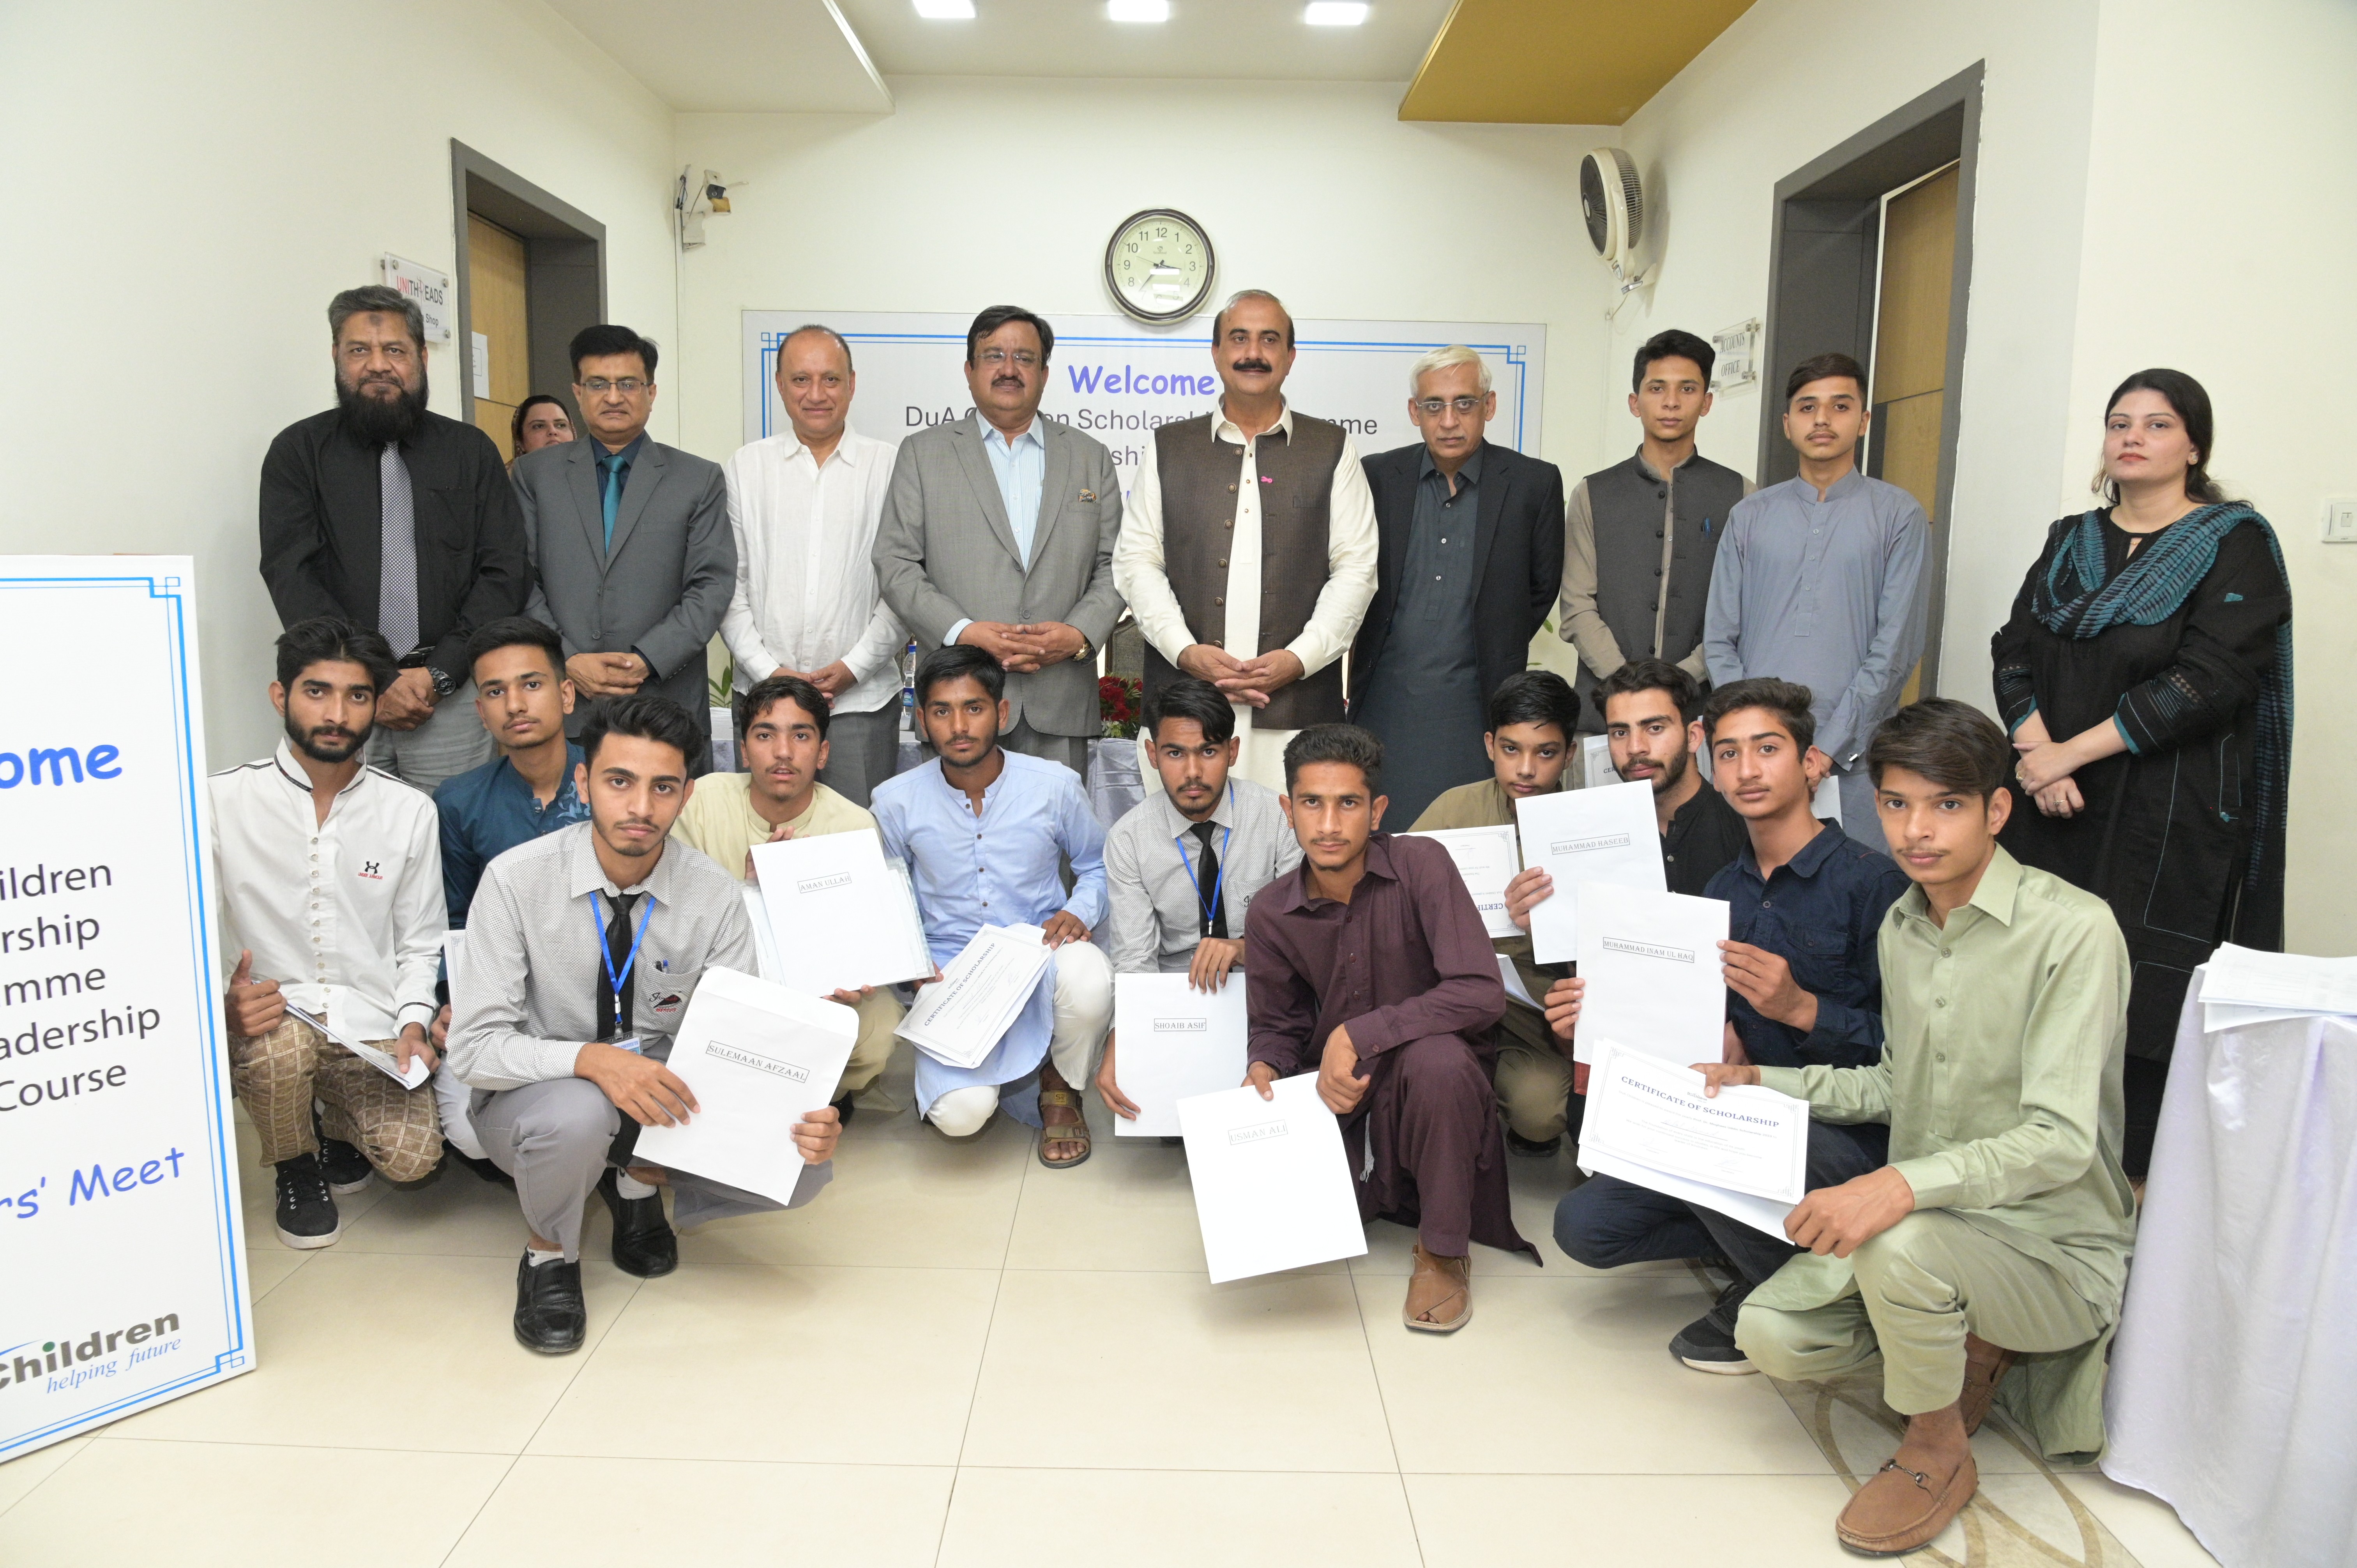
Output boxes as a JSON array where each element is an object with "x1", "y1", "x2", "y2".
[{"x1": 0, "y1": 559, "x2": 251, "y2": 1462}]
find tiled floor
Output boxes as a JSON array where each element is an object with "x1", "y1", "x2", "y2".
[{"x1": 0, "y1": 1077, "x2": 2224, "y2": 1568}]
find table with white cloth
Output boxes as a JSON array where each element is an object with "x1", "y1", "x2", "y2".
[{"x1": 2101, "y1": 972, "x2": 2357, "y2": 1568}]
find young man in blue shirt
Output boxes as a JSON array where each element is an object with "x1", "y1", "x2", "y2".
[{"x1": 1549, "y1": 677, "x2": 1908, "y2": 1372}]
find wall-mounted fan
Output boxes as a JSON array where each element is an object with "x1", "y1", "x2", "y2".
[{"x1": 1581, "y1": 147, "x2": 1650, "y2": 293}]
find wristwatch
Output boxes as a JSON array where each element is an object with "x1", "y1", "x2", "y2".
[
  {"x1": 427, "y1": 665, "x2": 461, "y2": 699},
  {"x1": 1070, "y1": 635, "x2": 1094, "y2": 664}
]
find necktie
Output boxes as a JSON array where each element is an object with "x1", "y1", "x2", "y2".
[
  {"x1": 601, "y1": 453, "x2": 631, "y2": 552},
  {"x1": 377, "y1": 443, "x2": 419, "y2": 657},
  {"x1": 1190, "y1": 821, "x2": 1227, "y2": 939},
  {"x1": 594, "y1": 892, "x2": 641, "y2": 1039}
]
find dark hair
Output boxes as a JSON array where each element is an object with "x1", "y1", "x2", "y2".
[
  {"x1": 466, "y1": 615, "x2": 566, "y2": 680},
  {"x1": 964, "y1": 305, "x2": 1054, "y2": 366},
  {"x1": 1866, "y1": 698, "x2": 2010, "y2": 798},
  {"x1": 779, "y1": 323, "x2": 854, "y2": 374},
  {"x1": 735, "y1": 674, "x2": 832, "y2": 743},
  {"x1": 1595, "y1": 658, "x2": 1701, "y2": 723},
  {"x1": 570, "y1": 323, "x2": 659, "y2": 381},
  {"x1": 510, "y1": 394, "x2": 568, "y2": 452},
  {"x1": 276, "y1": 616, "x2": 398, "y2": 695},
  {"x1": 1633, "y1": 329, "x2": 1716, "y2": 393},
  {"x1": 2099, "y1": 367, "x2": 2226, "y2": 505},
  {"x1": 1212, "y1": 288, "x2": 1295, "y2": 348},
  {"x1": 1283, "y1": 723, "x2": 1383, "y2": 796},
  {"x1": 1143, "y1": 676, "x2": 1235, "y2": 747},
  {"x1": 327, "y1": 285, "x2": 424, "y2": 350},
  {"x1": 1702, "y1": 676, "x2": 1817, "y2": 752},
  {"x1": 1484, "y1": 669, "x2": 1580, "y2": 740},
  {"x1": 913, "y1": 643, "x2": 1005, "y2": 706},
  {"x1": 1785, "y1": 351, "x2": 1867, "y2": 404},
  {"x1": 578, "y1": 693, "x2": 703, "y2": 772}
]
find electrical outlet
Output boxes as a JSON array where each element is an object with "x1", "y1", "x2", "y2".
[{"x1": 2326, "y1": 500, "x2": 2357, "y2": 543}]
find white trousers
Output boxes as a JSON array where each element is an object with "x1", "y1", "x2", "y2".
[{"x1": 927, "y1": 941, "x2": 1114, "y2": 1136}]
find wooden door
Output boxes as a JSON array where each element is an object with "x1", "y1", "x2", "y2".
[
  {"x1": 465, "y1": 213, "x2": 530, "y2": 460},
  {"x1": 1871, "y1": 165, "x2": 1958, "y2": 703}
]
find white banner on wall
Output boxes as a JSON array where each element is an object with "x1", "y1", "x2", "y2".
[
  {"x1": 1, "y1": 557, "x2": 252, "y2": 1460},
  {"x1": 741, "y1": 311, "x2": 1547, "y2": 483}
]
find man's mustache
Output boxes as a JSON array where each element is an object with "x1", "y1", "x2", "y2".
[{"x1": 1232, "y1": 359, "x2": 1273, "y2": 374}]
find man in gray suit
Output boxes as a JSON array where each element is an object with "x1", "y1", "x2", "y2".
[
  {"x1": 513, "y1": 324, "x2": 733, "y2": 772},
  {"x1": 871, "y1": 305, "x2": 1125, "y2": 774}
]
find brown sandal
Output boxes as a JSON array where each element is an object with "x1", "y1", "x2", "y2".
[
  {"x1": 1405, "y1": 1243, "x2": 1473, "y2": 1331},
  {"x1": 1037, "y1": 1088, "x2": 1092, "y2": 1170}
]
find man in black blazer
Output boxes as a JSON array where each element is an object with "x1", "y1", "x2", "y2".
[
  {"x1": 1348, "y1": 346, "x2": 1566, "y2": 823},
  {"x1": 260, "y1": 285, "x2": 532, "y2": 793}
]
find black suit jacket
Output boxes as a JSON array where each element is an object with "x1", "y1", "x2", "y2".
[
  {"x1": 258, "y1": 408, "x2": 532, "y2": 685},
  {"x1": 1349, "y1": 440, "x2": 1566, "y2": 710}
]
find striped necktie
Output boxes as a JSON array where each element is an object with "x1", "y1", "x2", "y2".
[{"x1": 377, "y1": 442, "x2": 420, "y2": 657}]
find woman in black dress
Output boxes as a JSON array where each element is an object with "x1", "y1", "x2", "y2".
[{"x1": 1990, "y1": 368, "x2": 2293, "y2": 1180}]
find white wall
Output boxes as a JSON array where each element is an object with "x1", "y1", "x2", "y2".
[
  {"x1": 2064, "y1": 0, "x2": 2357, "y2": 953},
  {"x1": 670, "y1": 78, "x2": 1615, "y2": 480},
  {"x1": 0, "y1": 0, "x2": 678, "y2": 768}
]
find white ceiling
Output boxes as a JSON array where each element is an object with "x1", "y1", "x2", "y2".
[
  {"x1": 542, "y1": 0, "x2": 1454, "y2": 113},
  {"x1": 838, "y1": 0, "x2": 1453, "y2": 82}
]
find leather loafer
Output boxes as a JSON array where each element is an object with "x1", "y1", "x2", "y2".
[
  {"x1": 597, "y1": 1168, "x2": 678, "y2": 1278},
  {"x1": 513, "y1": 1252, "x2": 587, "y2": 1355},
  {"x1": 1836, "y1": 1450, "x2": 1977, "y2": 1555}
]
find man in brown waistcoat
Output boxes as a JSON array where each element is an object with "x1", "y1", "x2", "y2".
[
  {"x1": 1558, "y1": 328, "x2": 1750, "y2": 732},
  {"x1": 1113, "y1": 290, "x2": 1379, "y2": 790}
]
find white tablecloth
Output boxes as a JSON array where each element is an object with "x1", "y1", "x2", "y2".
[{"x1": 2102, "y1": 971, "x2": 2357, "y2": 1568}]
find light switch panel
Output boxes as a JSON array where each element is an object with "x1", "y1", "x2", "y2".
[{"x1": 2326, "y1": 500, "x2": 2357, "y2": 543}]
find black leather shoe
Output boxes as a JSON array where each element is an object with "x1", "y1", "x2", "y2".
[
  {"x1": 597, "y1": 1168, "x2": 678, "y2": 1278},
  {"x1": 830, "y1": 1094, "x2": 856, "y2": 1127},
  {"x1": 514, "y1": 1252, "x2": 586, "y2": 1354}
]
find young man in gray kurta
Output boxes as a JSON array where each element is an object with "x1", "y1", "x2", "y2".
[{"x1": 1703, "y1": 351, "x2": 1928, "y2": 849}]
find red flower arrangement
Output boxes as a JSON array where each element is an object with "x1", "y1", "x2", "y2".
[{"x1": 1099, "y1": 674, "x2": 1143, "y2": 738}]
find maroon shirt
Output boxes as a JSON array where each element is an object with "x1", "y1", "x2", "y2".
[{"x1": 1246, "y1": 833, "x2": 1507, "y2": 1072}]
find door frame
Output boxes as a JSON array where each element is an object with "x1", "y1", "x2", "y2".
[
  {"x1": 448, "y1": 141, "x2": 607, "y2": 438},
  {"x1": 1756, "y1": 63, "x2": 1982, "y2": 696}
]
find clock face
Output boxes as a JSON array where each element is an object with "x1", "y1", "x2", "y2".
[{"x1": 1105, "y1": 208, "x2": 1216, "y2": 323}]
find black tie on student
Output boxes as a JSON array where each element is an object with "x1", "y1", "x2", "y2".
[
  {"x1": 595, "y1": 892, "x2": 640, "y2": 1040},
  {"x1": 1191, "y1": 821, "x2": 1227, "y2": 939}
]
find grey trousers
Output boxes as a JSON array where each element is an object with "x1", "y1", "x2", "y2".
[
  {"x1": 1835, "y1": 768, "x2": 1888, "y2": 855},
  {"x1": 368, "y1": 680, "x2": 493, "y2": 795},
  {"x1": 818, "y1": 703, "x2": 903, "y2": 809},
  {"x1": 1001, "y1": 717, "x2": 1090, "y2": 777},
  {"x1": 470, "y1": 1070, "x2": 832, "y2": 1261}
]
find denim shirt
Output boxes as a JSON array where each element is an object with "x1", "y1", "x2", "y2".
[
  {"x1": 433, "y1": 744, "x2": 592, "y2": 927},
  {"x1": 1703, "y1": 821, "x2": 1909, "y2": 1069}
]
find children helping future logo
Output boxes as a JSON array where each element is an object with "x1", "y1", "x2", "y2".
[{"x1": 0, "y1": 1311, "x2": 184, "y2": 1397}]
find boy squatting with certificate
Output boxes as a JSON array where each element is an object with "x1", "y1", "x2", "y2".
[{"x1": 1695, "y1": 699, "x2": 2134, "y2": 1555}]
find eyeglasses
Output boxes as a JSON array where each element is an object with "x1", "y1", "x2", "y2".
[
  {"x1": 579, "y1": 377, "x2": 650, "y2": 396},
  {"x1": 1415, "y1": 396, "x2": 1487, "y2": 416},
  {"x1": 974, "y1": 349, "x2": 1040, "y2": 368}
]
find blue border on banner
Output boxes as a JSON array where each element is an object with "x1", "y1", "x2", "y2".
[
  {"x1": 0, "y1": 569, "x2": 249, "y2": 1459},
  {"x1": 755, "y1": 329, "x2": 1537, "y2": 452}
]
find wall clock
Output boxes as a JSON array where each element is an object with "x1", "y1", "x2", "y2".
[{"x1": 1104, "y1": 208, "x2": 1216, "y2": 323}]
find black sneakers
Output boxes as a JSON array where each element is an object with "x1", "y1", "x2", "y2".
[
  {"x1": 596, "y1": 1168, "x2": 678, "y2": 1278},
  {"x1": 514, "y1": 1252, "x2": 587, "y2": 1354},
  {"x1": 272, "y1": 1154, "x2": 343, "y2": 1250},
  {"x1": 1670, "y1": 1277, "x2": 1757, "y2": 1374},
  {"x1": 313, "y1": 1109, "x2": 375, "y2": 1194}
]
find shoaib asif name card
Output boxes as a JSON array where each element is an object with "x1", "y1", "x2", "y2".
[
  {"x1": 1408, "y1": 825, "x2": 1523, "y2": 940},
  {"x1": 1516, "y1": 779, "x2": 1664, "y2": 963},
  {"x1": 632, "y1": 966, "x2": 856, "y2": 1205},
  {"x1": 1112, "y1": 973, "x2": 1249, "y2": 1137},
  {"x1": 749, "y1": 831, "x2": 932, "y2": 995},
  {"x1": 1178, "y1": 1074, "x2": 1367, "y2": 1283},
  {"x1": 1573, "y1": 881, "x2": 1730, "y2": 1065}
]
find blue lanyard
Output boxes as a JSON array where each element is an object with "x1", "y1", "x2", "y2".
[
  {"x1": 587, "y1": 891, "x2": 657, "y2": 1006},
  {"x1": 1173, "y1": 787, "x2": 1233, "y2": 935}
]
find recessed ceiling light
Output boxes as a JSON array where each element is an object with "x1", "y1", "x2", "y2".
[
  {"x1": 1304, "y1": 2, "x2": 1369, "y2": 24},
  {"x1": 913, "y1": 0, "x2": 975, "y2": 18},
  {"x1": 1108, "y1": 0, "x2": 1170, "y2": 19}
]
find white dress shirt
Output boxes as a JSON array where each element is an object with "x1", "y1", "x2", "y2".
[
  {"x1": 209, "y1": 740, "x2": 445, "y2": 1039},
  {"x1": 944, "y1": 417, "x2": 1051, "y2": 646},
  {"x1": 720, "y1": 426, "x2": 907, "y2": 715},
  {"x1": 1111, "y1": 400, "x2": 1379, "y2": 773}
]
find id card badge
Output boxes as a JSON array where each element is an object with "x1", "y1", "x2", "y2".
[{"x1": 608, "y1": 1035, "x2": 644, "y2": 1055}]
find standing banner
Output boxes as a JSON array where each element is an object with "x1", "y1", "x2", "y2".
[
  {"x1": 1, "y1": 557, "x2": 251, "y2": 1459},
  {"x1": 741, "y1": 310, "x2": 1547, "y2": 486}
]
